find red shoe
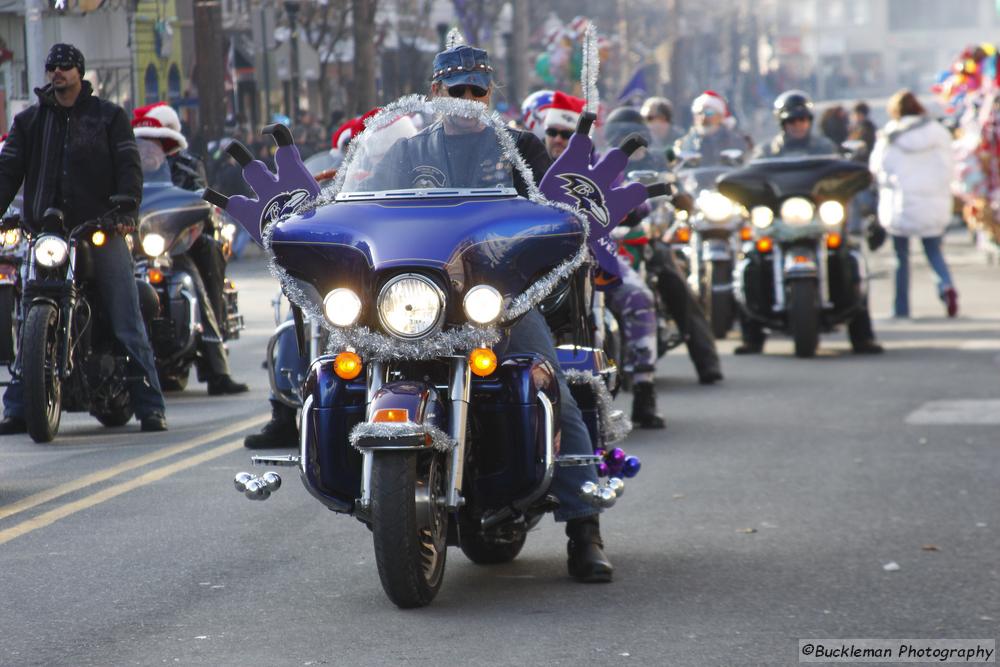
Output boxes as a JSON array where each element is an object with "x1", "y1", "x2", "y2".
[{"x1": 943, "y1": 287, "x2": 958, "y2": 318}]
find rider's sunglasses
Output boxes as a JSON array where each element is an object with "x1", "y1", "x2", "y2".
[
  {"x1": 45, "y1": 62, "x2": 75, "y2": 73},
  {"x1": 446, "y1": 84, "x2": 489, "y2": 99},
  {"x1": 545, "y1": 128, "x2": 574, "y2": 140}
]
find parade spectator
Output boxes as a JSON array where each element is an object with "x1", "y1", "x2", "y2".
[
  {"x1": 819, "y1": 105, "x2": 850, "y2": 145},
  {"x1": 869, "y1": 90, "x2": 958, "y2": 318}
]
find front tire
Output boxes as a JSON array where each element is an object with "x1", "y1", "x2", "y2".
[
  {"x1": 0, "y1": 285, "x2": 16, "y2": 364},
  {"x1": 789, "y1": 280, "x2": 820, "y2": 358},
  {"x1": 371, "y1": 451, "x2": 448, "y2": 608},
  {"x1": 707, "y1": 261, "x2": 734, "y2": 339},
  {"x1": 22, "y1": 304, "x2": 62, "y2": 442}
]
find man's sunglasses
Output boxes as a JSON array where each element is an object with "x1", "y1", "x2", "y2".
[
  {"x1": 45, "y1": 63, "x2": 76, "y2": 73},
  {"x1": 545, "y1": 128, "x2": 574, "y2": 140},
  {"x1": 446, "y1": 84, "x2": 489, "y2": 98}
]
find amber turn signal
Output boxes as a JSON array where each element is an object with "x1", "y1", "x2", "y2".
[
  {"x1": 675, "y1": 226, "x2": 691, "y2": 243},
  {"x1": 469, "y1": 348, "x2": 498, "y2": 377},
  {"x1": 756, "y1": 237, "x2": 773, "y2": 253},
  {"x1": 148, "y1": 267, "x2": 164, "y2": 284},
  {"x1": 91, "y1": 230, "x2": 106, "y2": 247},
  {"x1": 740, "y1": 226, "x2": 753, "y2": 241},
  {"x1": 333, "y1": 351, "x2": 363, "y2": 380},
  {"x1": 372, "y1": 408, "x2": 409, "y2": 423},
  {"x1": 826, "y1": 232, "x2": 843, "y2": 249}
]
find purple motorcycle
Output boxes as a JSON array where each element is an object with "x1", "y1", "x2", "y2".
[{"x1": 208, "y1": 99, "x2": 656, "y2": 607}]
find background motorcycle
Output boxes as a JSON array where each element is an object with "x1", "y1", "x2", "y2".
[
  {"x1": 133, "y1": 139, "x2": 243, "y2": 390},
  {"x1": 719, "y1": 157, "x2": 872, "y2": 357},
  {"x1": 0, "y1": 202, "x2": 25, "y2": 367},
  {"x1": 9, "y1": 197, "x2": 153, "y2": 442}
]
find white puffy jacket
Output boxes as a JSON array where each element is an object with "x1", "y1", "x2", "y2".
[{"x1": 869, "y1": 115, "x2": 954, "y2": 238}]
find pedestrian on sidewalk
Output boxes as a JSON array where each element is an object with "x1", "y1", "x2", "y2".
[{"x1": 869, "y1": 89, "x2": 959, "y2": 318}]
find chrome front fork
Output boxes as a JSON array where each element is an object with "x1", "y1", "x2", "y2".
[{"x1": 446, "y1": 357, "x2": 470, "y2": 510}]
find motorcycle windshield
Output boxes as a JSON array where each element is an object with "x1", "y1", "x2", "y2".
[
  {"x1": 679, "y1": 167, "x2": 731, "y2": 195},
  {"x1": 337, "y1": 101, "x2": 517, "y2": 198},
  {"x1": 717, "y1": 157, "x2": 872, "y2": 209},
  {"x1": 138, "y1": 139, "x2": 172, "y2": 186}
]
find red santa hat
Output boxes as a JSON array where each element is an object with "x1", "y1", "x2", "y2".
[
  {"x1": 131, "y1": 102, "x2": 187, "y2": 155},
  {"x1": 691, "y1": 90, "x2": 729, "y2": 117},
  {"x1": 331, "y1": 108, "x2": 382, "y2": 151},
  {"x1": 544, "y1": 91, "x2": 586, "y2": 130}
]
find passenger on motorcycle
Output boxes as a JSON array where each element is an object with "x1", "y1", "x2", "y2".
[
  {"x1": 736, "y1": 91, "x2": 883, "y2": 355},
  {"x1": 640, "y1": 96, "x2": 685, "y2": 150},
  {"x1": 130, "y1": 103, "x2": 249, "y2": 395},
  {"x1": 0, "y1": 43, "x2": 167, "y2": 433},
  {"x1": 369, "y1": 45, "x2": 614, "y2": 581},
  {"x1": 675, "y1": 91, "x2": 750, "y2": 166},
  {"x1": 544, "y1": 92, "x2": 666, "y2": 428}
]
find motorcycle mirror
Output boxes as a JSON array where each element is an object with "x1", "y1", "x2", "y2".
[
  {"x1": 109, "y1": 195, "x2": 137, "y2": 215},
  {"x1": 720, "y1": 149, "x2": 744, "y2": 166}
]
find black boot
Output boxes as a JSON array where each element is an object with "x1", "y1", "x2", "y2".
[
  {"x1": 208, "y1": 374, "x2": 250, "y2": 396},
  {"x1": 566, "y1": 516, "x2": 613, "y2": 583},
  {"x1": 244, "y1": 400, "x2": 298, "y2": 449},
  {"x1": 631, "y1": 381, "x2": 665, "y2": 429},
  {"x1": 0, "y1": 416, "x2": 27, "y2": 435}
]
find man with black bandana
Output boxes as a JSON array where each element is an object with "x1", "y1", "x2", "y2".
[{"x1": 0, "y1": 43, "x2": 167, "y2": 433}]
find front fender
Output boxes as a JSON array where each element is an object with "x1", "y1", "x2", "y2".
[
  {"x1": 783, "y1": 245, "x2": 818, "y2": 279},
  {"x1": 351, "y1": 381, "x2": 449, "y2": 450}
]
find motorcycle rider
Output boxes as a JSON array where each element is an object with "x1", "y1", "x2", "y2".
[
  {"x1": 600, "y1": 108, "x2": 724, "y2": 385},
  {"x1": 544, "y1": 92, "x2": 666, "y2": 428},
  {"x1": 130, "y1": 103, "x2": 249, "y2": 395},
  {"x1": 0, "y1": 43, "x2": 167, "y2": 433},
  {"x1": 737, "y1": 91, "x2": 883, "y2": 355},
  {"x1": 675, "y1": 91, "x2": 750, "y2": 166},
  {"x1": 640, "y1": 96, "x2": 684, "y2": 149},
  {"x1": 366, "y1": 45, "x2": 613, "y2": 581}
]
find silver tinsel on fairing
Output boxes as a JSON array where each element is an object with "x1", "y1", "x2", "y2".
[
  {"x1": 349, "y1": 421, "x2": 457, "y2": 453},
  {"x1": 564, "y1": 369, "x2": 633, "y2": 444},
  {"x1": 264, "y1": 96, "x2": 594, "y2": 361}
]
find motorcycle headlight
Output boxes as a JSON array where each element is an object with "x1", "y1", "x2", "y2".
[
  {"x1": 779, "y1": 197, "x2": 815, "y2": 226},
  {"x1": 34, "y1": 235, "x2": 69, "y2": 267},
  {"x1": 323, "y1": 288, "x2": 362, "y2": 327},
  {"x1": 142, "y1": 233, "x2": 166, "y2": 257},
  {"x1": 818, "y1": 200, "x2": 845, "y2": 226},
  {"x1": 463, "y1": 285, "x2": 503, "y2": 325},
  {"x1": 697, "y1": 191, "x2": 735, "y2": 223},
  {"x1": 2, "y1": 229, "x2": 19, "y2": 247},
  {"x1": 377, "y1": 274, "x2": 444, "y2": 339},
  {"x1": 221, "y1": 223, "x2": 237, "y2": 243},
  {"x1": 751, "y1": 206, "x2": 774, "y2": 229}
]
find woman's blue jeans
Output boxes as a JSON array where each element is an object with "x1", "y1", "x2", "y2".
[{"x1": 892, "y1": 235, "x2": 954, "y2": 317}]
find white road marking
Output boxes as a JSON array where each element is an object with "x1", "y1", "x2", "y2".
[{"x1": 905, "y1": 400, "x2": 1000, "y2": 425}]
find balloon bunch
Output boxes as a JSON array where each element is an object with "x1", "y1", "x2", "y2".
[
  {"x1": 593, "y1": 447, "x2": 641, "y2": 479},
  {"x1": 933, "y1": 43, "x2": 999, "y2": 113},
  {"x1": 534, "y1": 15, "x2": 611, "y2": 89}
]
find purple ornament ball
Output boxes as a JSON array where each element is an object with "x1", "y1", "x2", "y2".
[
  {"x1": 597, "y1": 462, "x2": 610, "y2": 477},
  {"x1": 609, "y1": 447, "x2": 626, "y2": 464}
]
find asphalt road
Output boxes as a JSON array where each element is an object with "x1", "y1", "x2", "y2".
[{"x1": 1, "y1": 235, "x2": 997, "y2": 666}]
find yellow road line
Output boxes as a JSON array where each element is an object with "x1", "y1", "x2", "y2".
[
  {"x1": 0, "y1": 438, "x2": 246, "y2": 546},
  {"x1": 0, "y1": 414, "x2": 267, "y2": 522}
]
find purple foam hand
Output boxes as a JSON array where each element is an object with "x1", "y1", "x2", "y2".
[
  {"x1": 203, "y1": 124, "x2": 322, "y2": 246},
  {"x1": 539, "y1": 113, "x2": 649, "y2": 277}
]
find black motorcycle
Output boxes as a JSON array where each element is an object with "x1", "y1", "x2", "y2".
[
  {"x1": 0, "y1": 204, "x2": 26, "y2": 367},
  {"x1": 719, "y1": 157, "x2": 871, "y2": 357},
  {"x1": 133, "y1": 139, "x2": 243, "y2": 390},
  {"x1": 7, "y1": 197, "x2": 154, "y2": 442}
]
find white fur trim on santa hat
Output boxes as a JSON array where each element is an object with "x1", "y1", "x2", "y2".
[
  {"x1": 691, "y1": 92, "x2": 727, "y2": 117},
  {"x1": 544, "y1": 108, "x2": 581, "y2": 130},
  {"x1": 133, "y1": 104, "x2": 188, "y2": 153}
]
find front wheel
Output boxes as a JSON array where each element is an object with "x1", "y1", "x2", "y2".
[
  {"x1": 707, "y1": 261, "x2": 734, "y2": 339},
  {"x1": 371, "y1": 451, "x2": 448, "y2": 608},
  {"x1": 789, "y1": 280, "x2": 820, "y2": 358},
  {"x1": 22, "y1": 304, "x2": 62, "y2": 442}
]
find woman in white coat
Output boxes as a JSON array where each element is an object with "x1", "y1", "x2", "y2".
[{"x1": 869, "y1": 90, "x2": 958, "y2": 318}]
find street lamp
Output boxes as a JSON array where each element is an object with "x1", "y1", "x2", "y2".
[{"x1": 285, "y1": 0, "x2": 301, "y2": 121}]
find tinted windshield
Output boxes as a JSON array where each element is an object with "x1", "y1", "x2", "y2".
[
  {"x1": 679, "y1": 167, "x2": 731, "y2": 194},
  {"x1": 138, "y1": 138, "x2": 172, "y2": 185},
  {"x1": 337, "y1": 98, "x2": 518, "y2": 198}
]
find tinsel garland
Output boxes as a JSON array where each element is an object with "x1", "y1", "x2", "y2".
[
  {"x1": 564, "y1": 369, "x2": 633, "y2": 444},
  {"x1": 581, "y1": 22, "x2": 600, "y2": 116},
  {"x1": 264, "y1": 95, "x2": 593, "y2": 361},
  {"x1": 349, "y1": 421, "x2": 457, "y2": 453}
]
